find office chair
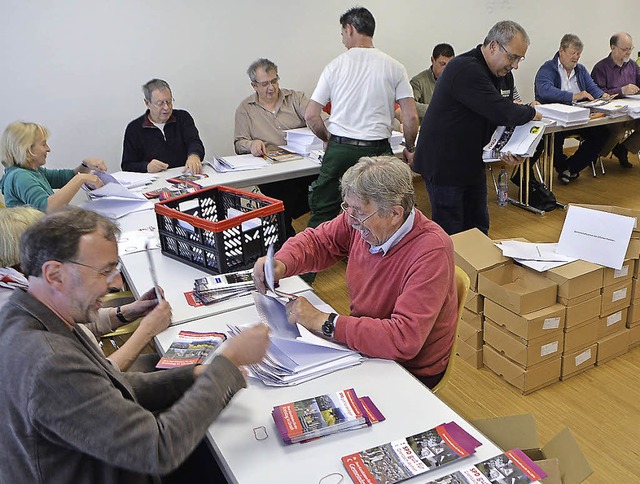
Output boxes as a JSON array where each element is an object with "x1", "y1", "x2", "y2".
[
  {"x1": 98, "y1": 291, "x2": 142, "y2": 353},
  {"x1": 432, "y1": 266, "x2": 470, "y2": 394}
]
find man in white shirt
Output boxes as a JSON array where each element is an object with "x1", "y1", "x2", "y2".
[{"x1": 304, "y1": 7, "x2": 419, "y2": 230}]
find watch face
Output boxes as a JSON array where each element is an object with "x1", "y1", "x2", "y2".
[{"x1": 322, "y1": 318, "x2": 335, "y2": 337}]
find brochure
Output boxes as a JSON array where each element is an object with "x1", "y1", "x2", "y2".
[{"x1": 156, "y1": 330, "x2": 226, "y2": 369}]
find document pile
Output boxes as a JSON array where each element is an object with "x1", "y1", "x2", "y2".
[
  {"x1": 617, "y1": 95, "x2": 640, "y2": 118},
  {"x1": 483, "y1": 121, "x2": 546, "y2": 162},
  {"x1": 272, "y1": 388, "x2": 384, "y2": 444},
  {"x1": 110, "y1": 171, "x2": 157, "y2": 189},
  {"x1": 208, "y1": 153, "x2": 269, "y2": 173},
  {"x1": 282, "y1": 127, "x2": 324, "y2": 156},
  {"x1": 389, "y1": 130, "x2": 403, "y2": 149},
  {"x1": 79, "y1": 171, "x2": 153, "y2": 219},
  {"x1": 495, "y1": 240, "x2": 576, "y2": 272},
  {"x1": 574, "y1": 98, "x2": 628, "y2": 118},
  {"x1": 192, "y1": 269, "x2": 256, "y2": 305},
  {"x1": 535, "y1": 103, "x2": 590, "y2": 127}
]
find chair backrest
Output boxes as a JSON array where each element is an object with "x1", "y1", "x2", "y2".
[{"x1": 432, "y1": 265, "x2": 470, "y2": 394}]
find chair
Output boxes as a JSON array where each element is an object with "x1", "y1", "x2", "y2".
[
  {"x1": 98, "y1": 291, "x2": 141, "y2": 354},
  {"x1": 432, "y1": 266, "x2": 470, "y2": 394}
]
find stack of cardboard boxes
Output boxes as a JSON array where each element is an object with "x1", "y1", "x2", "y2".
[{"x1": 452, "y1": 221, "x2": 640, "y2": 394}]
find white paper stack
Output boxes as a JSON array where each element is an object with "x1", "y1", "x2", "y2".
[
  {"x1": 617, "y1": 97, "x2": 640, "y2": 119},
  {"x1": 207, "y1": 153, "x2": 270, "y2": 173},
  {"x1": 535, "y1": 103, "x2": 590, "y2": 127},
  {"x1": 79, "y1": 171, "x2": 153, "y2": 219},
  {"x1": 111, "y1": 171, "x2": 157, "y2": 189},
  {"x1": 483, "y1": 121, "x2": 546, "y2": 162},
  {"x1": 495, "y1": 240, "x2": 576, "y2": 272},
  {"x1": 574, "y1": 99, "x2": 629, "y2": 118},
  {"x1": 282, "y1": 127, "x2": 324, "y2": 156}
]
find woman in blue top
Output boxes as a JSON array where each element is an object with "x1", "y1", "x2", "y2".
[{"x1": 0, "y1": 121, "x2": 106, "y2": 212}]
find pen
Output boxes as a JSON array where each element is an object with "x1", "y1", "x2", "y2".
[{"x1": 145, "y1": 240, "x2": 163, "y2": 301}]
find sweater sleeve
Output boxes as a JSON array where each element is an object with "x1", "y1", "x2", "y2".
[
  {"x1": 180, "y1": 111, "x2": 205, "y2": 161},
  {"x1": 234, "y1": 103, "x2": 253, "y2": 154},
  {"x1": 578, "y1": 65, "x2": 604, "y2": 98},
  {"x1": 121, "y1": 121, "x2": 149, "y2": 173}
]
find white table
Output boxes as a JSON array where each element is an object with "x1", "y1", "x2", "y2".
[{"x1": 155, "y1": 302, "x2": 503, "y2": 484}]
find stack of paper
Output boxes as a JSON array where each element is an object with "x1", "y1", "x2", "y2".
[
  {"x1": 495, "y1": 240, "x2": 576, "y2": 272},
  {"x1": 535, "y1": 103, "x2": 590, "y2": 127},
  {"x1": 483, "y1": 121, "x2": 546, "y2": 162},
  {"x1": 617, "y1": 97, "x2": 640, "y2": 118},
  {"x1": 575, "y1": 99, "x2": 629, "y2": 118},
  {"x1": 207, "y1": 153, "x2": 270, "y2": 172},
  {"x1": 111, "y1": 171, "x2": 157, "y2": 189},
  {"x1": 79, "y1": 171, "x2": 153, "y2": 219},
  {"x1": 228, "y1": 292, "x2": 362, "y2": 386},
  {"x1": 272, "y1": 388, "x2": 384, "y2": 444},
  {"x1": 282, "y1": 127, "x2": 324, "y2": 156},
  {"x1": 192, "y1": 269, "x2": 256, "y2": 305}
]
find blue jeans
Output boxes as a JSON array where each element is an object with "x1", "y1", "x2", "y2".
[{"x1": 425, "y1": 180, "x2": 489, "y2": 235}]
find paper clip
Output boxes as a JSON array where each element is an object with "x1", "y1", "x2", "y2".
[
  {"x1": 319, "y1": 472, "x2": 344, "y2": 484},
  {"x1": 253, "y1": 426, "x2": 268, "y2": 441}
]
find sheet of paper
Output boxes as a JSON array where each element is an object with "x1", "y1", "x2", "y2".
[
  {"x1": 265, "y1": 244, "x2": 276, "y2": 293},
  {"x1": 78, "y1": 197, "x2": 153, "y2": 219},
  {"x1": 253, "y1": 292, "x2": 301, "y2": 339},
  {"x1": 557, "y1": 205, "x2": 635, "y2": 269},
  {"x1": 514, "y1": 258, "x2": 573, "y2": 272},
  {"x1": 117, "y1": 227, "x2": 160, "y2": 255},
  {"x1": 496, "y1": 241, "x2": 576, "y2": 262}
]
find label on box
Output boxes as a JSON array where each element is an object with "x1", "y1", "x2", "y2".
[
  {"x1": 614, "y1": 266, "x2": 629, "y2": 278},
  {"x1": 540, "y1": 341, "x2": 559, "y2": 357},
  {"x1": 612, "y1": 288, "x2": 627, "y2": 302},
  {"x1": 575, "y1": 348, "x2": 592, "y2": 366},
  {"x1": 607, "y1": 311, "x2": 622, "y2": 327},
  {"x1": 542, "y1": 317, "x2": 561, "y2": 330}
]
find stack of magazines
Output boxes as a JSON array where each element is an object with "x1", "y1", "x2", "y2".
[
  {"x1": 535, "y1": 103, "x2": 590, "y2": 127},
  {"x1": 192, "y1": 269, "x2": 256, "y2": 305},
  {"x1": 272, "y1": 388, "x2": 384, "y2": 444},
  {"x1": 482, "y1": 121, "x2": 546, "y2": 162},
  {"x1": 156, "y1": 331, "x2": 227, "y2": 369}
]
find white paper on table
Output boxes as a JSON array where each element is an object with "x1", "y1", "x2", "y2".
[
  {"x1": 557, "y1": 205, "x2": 635, "y2": 269},
  {"x1": 514, "y1": 258, "x2": 573, "y2": 272},
  {"x1": 117, "y1": 228, "x2": 161, "y2": 255},
  {"x1": 79, "y1": 197, "x2": 153, "y2": 219},
  {"x1": 496, "y1": 241, "x2": 576, "y2": 262},
  {"x1": 110, "y1": 171, "x2": 157, "y2": 188},
  {"x1": 88, "y1": 182, "x2": 147, "y2": 200}
]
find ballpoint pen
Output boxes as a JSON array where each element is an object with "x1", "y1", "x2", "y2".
[{"x1": 145, "y1": 240, "x2": 163, "y2": 301}]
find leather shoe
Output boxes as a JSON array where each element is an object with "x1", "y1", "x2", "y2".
[{"x1": 612, "y1": 144, "x2": 633, "y2": 168}]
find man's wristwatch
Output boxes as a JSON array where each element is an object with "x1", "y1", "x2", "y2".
[
  {"x1": 322, "y1": 313, "x2": 338, "y2": 338},
  {"x1": 405, "y1": 145, "x2": 415, "y2": 153}
]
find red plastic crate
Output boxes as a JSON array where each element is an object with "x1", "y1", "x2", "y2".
[{"x1": 155, "y1": 185, "x2": 285, "y2": 274}]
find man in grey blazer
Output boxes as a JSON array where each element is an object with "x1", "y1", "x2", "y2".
[{"x1": 0, "y1": 207, "x2": 269, "y2": 483}]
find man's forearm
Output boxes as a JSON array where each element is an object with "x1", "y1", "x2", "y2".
[{"x1": 306, "y1": 115, "x2": 330, "y2": 142}]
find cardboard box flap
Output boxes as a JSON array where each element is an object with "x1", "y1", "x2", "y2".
[
  {"x1": 452, "y1": 228, "x2": 510, "y2": 289},
  {"x1": 471, "y1": 414, "x2": 540, "y2": 452},
  {"x1": 542, "y1": 427, "x2": 593, "y2": 484},
  {"x1": 536, "y1": 458, "x2": 562, "y2": 484}
]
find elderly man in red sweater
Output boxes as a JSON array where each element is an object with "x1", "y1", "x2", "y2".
[{"x1": 253, "y1": 156, "x2": 457, "y2": 389}]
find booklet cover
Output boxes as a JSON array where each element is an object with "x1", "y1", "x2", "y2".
[
  {"x1": 342, "y1": 422, "x2": 482, "y2": 484},
  {"x1": 265, "y1": 148, "x2": 303, "y2": 163},
  {"x1": 424, "y1": 448, "x2": 547, "y2": 484},
  {"x1": 156, "y1": 331, "x2": 226, "y2": 369},
  {"x1": 192, "y1": 269, "x2": 256, "y2": 305},
  {"x1": 272, "y1": 388, "x2": 384, "y2": 444}
]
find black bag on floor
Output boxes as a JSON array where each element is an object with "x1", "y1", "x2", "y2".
[{"x1": 527, "y1": 179, "x2": 557, "y2": 212}]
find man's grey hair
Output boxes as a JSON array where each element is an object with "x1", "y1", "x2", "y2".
[
  {"x1": 20, "y1": 207, "x2": 120, "y2": 278},
  {"x1": 247, "y1": 58, "x2": 278, "y2": 83},
  {"x1": 483, "y1": 20, "x2": 530, "y2": 47},
  {"x1": 142, "y1": 78, "x2": 171, "y2": 102},
  {"x1": 560, "y1": 33, "x2": 583, "y2": 51},
  {"x1": 340, "y1": 156, "x2": 415, "y2": 217}
]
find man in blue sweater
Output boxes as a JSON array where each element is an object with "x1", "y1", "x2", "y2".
[{"x1": 534, "y1": 34, "x2": 610, "y2": 184}]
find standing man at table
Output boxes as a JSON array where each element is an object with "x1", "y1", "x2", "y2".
[
  {"x1": 534, "y1": 34, "x2": 610, "y2": 184},
  {"x1": 253, "y1": 156, "x2": 458, "y2": 390},
  {"x1": 411, "y1": 43, "x2": 455, "y2": 121},
  {"x1": 304, "y1": 6, "x2": 419, "y2": 230},
  {"x1": 122, "y1": 78, "x2": 205, "y2": 174},
  {"x1": 413, "y1": 20, "x2": 540, "y2": 236},
  {"x1": 591, "y1": 32, "x2": 640, "y2": 168},
  {"x1": 234, "y1": 58, "x2": 320, "y2": 238},
  {"x1": 0, "y1": 207, "x2": 270, "y2": 482}
]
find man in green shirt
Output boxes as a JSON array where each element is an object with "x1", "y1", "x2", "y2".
[{"x1": 410, "y1": 43, "x2": 455, "y2": 120}]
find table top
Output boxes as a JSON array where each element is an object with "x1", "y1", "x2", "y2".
[{"x1": 155, "y1": 302, "x2": 503, "y2": 484}]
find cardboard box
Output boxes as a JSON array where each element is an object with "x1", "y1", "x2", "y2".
[
  {"x1": 455, "y1": 337, "x2": 483, "y2": 368},
  {"x1": 483, "y1": 344, "x2": 561, "y2": 394},
  {"x1": 564, "y1": 294, "x2": 601, "y2": 328},
  {"x1": 557, "y1": 288, "x2": 600, "y2": 307},
  {"x1": 626, "y1": 300, "x2": 640, "y2": 326},
  {"x1": 452, "y1": 228, "x2": 510, "y2": 291},
  {"x1": 596, "y1": 329, "x2": 629, "y2": 365},
  {"x1": 561, "y1": 344, "x2": 596, "y2": 380},
  {"x1": 597, "y1": 308, "x2": 628, "y2": 338},
  {"x1": 563, "y1": 318, "x2": 598, "y2": 354},
  {"x1": 472, "y1": 414, "x2": 593, "y2": 484},
  {"x1": 602, "y1": 259, "x2": 635, "y2": 286},
  {"x1": 484, "y1": 319, "x2": 563, "y2": 367},
  {"x1": 631, "y1": 277, "x2": 640, "y2": 301},
  {"x1": 600, "y1": 279, "x2": 632, "y2": 315},
  {"x1": 626, "y1": 238, "x2": 640, "y2": 260},
  {"x1": 629, "y1": 325, "x2": 640, "y2": 348},
  {"x1": 545, "y1": 260, "x2": 603, "y2": 301},
  {"x1": 460, "y1": 308, "x2": 483, "y2": 331},
  {"x1": 478, "y1": 265, "x2": 557, "y2": 315},
  {"x1": 484, "y1": 299, "x2": 564, "y2": 340},
  {"x1": 463, "y1": 288, "x2": 484, "y2": 314},
  {"x1": 458, "y1": 318, "x2": 482, "y2": 349}
]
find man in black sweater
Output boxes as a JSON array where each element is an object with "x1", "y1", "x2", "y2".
[{"x1": 413, "y1": 20, "x2": 541, "y2": 235}]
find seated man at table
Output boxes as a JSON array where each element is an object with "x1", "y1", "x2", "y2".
[
  {"x1": 122, "y1": 78, "x2": 205, "y2": 174},
  {"x1": 534, "y1": 34, "x2": 610, "y2": 184},
  {"x1": 410, "y1": 43, "x2": 455, "y2": 121},
  {"x1": 252, "y1": 156, "x2": 458, "y2": 389},
  {"x1": 234, "y1": 58, "x2": 320, "y2": 238},
  {"x1": 0, "y1": 207, "x2": 270, "y2": 482},
  {"x1": 591, "y1": 32, "x2": 640, "y2": 168}
]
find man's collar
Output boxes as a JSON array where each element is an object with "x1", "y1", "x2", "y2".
[
  {"x1": 142, "y1": 110, "x2": 176, "y2": 128},
  {"x1": 369, "y1": 208, "x2": 415, "y2": 255}
]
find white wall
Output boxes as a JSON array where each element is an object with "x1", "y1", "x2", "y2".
[{"x1": 1, "y1": 0, "x2": 638, "y2": 173}]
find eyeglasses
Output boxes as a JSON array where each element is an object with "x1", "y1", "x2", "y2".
[
  {"x1": 615, "y1": 44, "x2": 634, "y2": 54},
  {"x1": 253, "y1": 76, "x2": 280, "y2": 88},
  {"x1": 497, "y1": 41, "x2": 525, "y2": 64},
  {"x1": 63, "y1": 260, "x2": 122, "y2": 284},
  {"x1": 341, "y1": 201, "x2": 379, "y2": 226},
  {"x1": 149, "y1": 98, "x2": 174, "y2": 108}
]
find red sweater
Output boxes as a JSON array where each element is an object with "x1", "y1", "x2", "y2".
[{"x1": 277, "y1": 210, "x2": 457, "y2": 378}]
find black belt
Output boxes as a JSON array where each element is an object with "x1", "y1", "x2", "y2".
[{"x1": 330, "y1": 135, "x2": 389, "y2": 147}]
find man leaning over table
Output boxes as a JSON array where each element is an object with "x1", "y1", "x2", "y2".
[
  {"x1": 122, "y1": 78, "x2": 205, "y2": 174},
  {"x1": 234, "y1": 58, "x2": 321, "y2": 238},
  {"x1": 591, "y1": 32, "x2": 640, "y2": 168},
  {"x1": 253, "y1": 156, "x2": 458, "y2": 390},
  {"x1": 534, "y1": 33, "x2": 610, "y2": 185},
  {"x1": 0, "y1": 207, "x2": 270, "y2": 483}
]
